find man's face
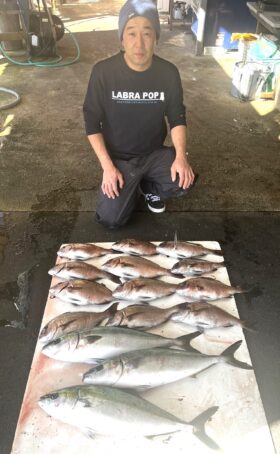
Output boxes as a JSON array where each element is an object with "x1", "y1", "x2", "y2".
[{"x1": 122, "y1": 16, "x2": 156, "y2": 71}]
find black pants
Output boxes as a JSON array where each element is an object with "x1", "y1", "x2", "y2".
[{"x1": 96, "y1": 147, "x2": 192, "y2": 229}]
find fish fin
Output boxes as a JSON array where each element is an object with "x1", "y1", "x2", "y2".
[
  {"x1": 221, "y1": 340, "x2": 253, "y2": 369},
  {"x1": 61, "y1": 319, "x2": 79, "y2": 331},
  {"x1": 68, "y1": 273, "x2": 80, "y2": 279},
  {"x1": 190, "y1": 406, "x2": 220, "y2": 451},
  {"x1": 109, "y1": 302, "x2": 119, "y2": 312},
  {"x1": 241, "y1": 320, "x2": 257, "y2": 333},
  {"x1": 107, "y1": 273, "x2": 121, "y2": 284},
  {"x1": 85, "y1": 335, "x2": 103, "y2": 344},
  {"x1": 49, "y1": 263, "x2": 65, "y2": 275},
  {"x1": 106, "y1": 309, "x2": 124, "y2": 326},
  {"x1": 146, "y1": 432, "x2": 174, "y2": 442},
  {"x1": 232, "y1": 285, "x2": 247, "y2": 294},
  {"x1": 109, "y1": 249, "x2": 121, "y2": 254},
  {"x1": 135, "y1": 385, "x2": 153, "y2": 392},
  {"x1": 124, "y1": 314, "x2": 151, "y2": 328},
  {"x1": 210, "y1": 249, "x2": 223, "y2": 257},
  {"x1": 170, "y1": 272, "x2": 185, "y2": 279},
  {"x1": 68, "y1": 296, "x2": 83, "y2": 303},
  {"x1": 174, "y1": 230, "x2": 178, "y2": 249},
  {"x1": 79, "y1": 398, "x2": 92, "y2": 408},
  {"x1": 39, "y1": 327, "x2": 47, "y2": 339},
  {"x1": 50, "y1": 281, "x2": 69, "y2": 293},
  {"x1": 189, "y1": 364, "x2": 217, "y2": 379},
  {"x1": 190, "y1": 270, "x2": 204, "y2": 276},
  {"x1": 80, "y1": 427, "x2": 97, "y2": 439},
  {"x1": 176, "y1": 331, "x2": 202, "y2": 352},
  {"x1": 190, "y1": 301, "x2": 212, "y2": 311}
]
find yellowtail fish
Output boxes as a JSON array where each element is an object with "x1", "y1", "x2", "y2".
[
  {"x1": 39, "y1": 385, "x2": 219, "y2": 449},
  {"x1": 83, "y1": 340, "x2": 252, "y2": 390},
  {"x1": 42, "y1": 328, "x2": 202, "y2": 363}
]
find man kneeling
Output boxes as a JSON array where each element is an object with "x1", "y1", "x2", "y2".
[{"x1": 83, "y1": 0, "x2": 195, "y2": 229}]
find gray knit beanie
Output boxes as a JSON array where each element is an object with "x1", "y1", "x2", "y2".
[{"x1": 118, "y1": 0, "x2": 160, "y2": 41}]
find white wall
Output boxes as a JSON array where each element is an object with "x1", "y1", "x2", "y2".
[{"x1": 157, "y1": 0, "x2": 170, "y2": 13}]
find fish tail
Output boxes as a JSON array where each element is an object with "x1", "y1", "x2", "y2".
[
  {"x1": 106, "y1": 272, "x2": 121, "y2": 284},
  {"x1": 210, "y1": 249, "x2": 223, "y2": 257},
  {"x1": 241, "y1": 320, "x2": 257, "y2": 333},
  {"x1": 221, "y1": 340, "x2": 253, "y2": 369},
  {"x1": 168, "y1": 271, "x2": 185, "y2": 279},
  {"x1": 190, "y1": 406, "x2": 220, "y2": 450},
  {"x1": 106, "y1": 302, "x2": 120, "y2": 323},
  {"x1": 108, "y1": 302, "x2": 119, "y2": 313},
  {"x1": 176, "y1": 331, "x2": 202, "y2": 352},
  {"x1": 39, "y1": 326, "x2": 47, "y2": 339},
  {"x1": 233, "y1": 285, "x2": 246, "y2": 294}
]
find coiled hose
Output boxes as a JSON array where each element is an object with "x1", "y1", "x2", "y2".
[
  {"x1": 0, "y1": 26, "x2": 80, "y2": 68},
  {"x1": 0, "y1": 27, "x2": 80, "y2": 109}
]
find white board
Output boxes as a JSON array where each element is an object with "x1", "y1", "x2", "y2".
[{"x1": 11, "y1": 242, "x2": 275, "y2": 454}]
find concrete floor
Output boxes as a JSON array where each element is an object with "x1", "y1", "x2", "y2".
[{"x1": 0, "y1": 1, "x2": 280, "y2": 453}]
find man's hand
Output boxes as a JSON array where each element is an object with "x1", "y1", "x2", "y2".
[
  {"x1": 171, "y1": 156, "x2": 194, "y2": 189},
  {"x1": 102, "y1": 164, "x2": 124, "y2": 199}
]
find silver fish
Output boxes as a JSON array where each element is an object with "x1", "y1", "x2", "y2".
[
  {"x1": 49, "y1": 279, "x2": 113, "y2": 305},
  {"x1": 42, "y1": 327, "x2": 201, "y2": 364},
  {"x1": 39, "y1": 385, "x2": 219, "y2": 448},
  {"x1": 112, "y1": 239, "x2": 157, "y2": 256},
  {"x1": 105, "y1": 304, "x2": 181, "y2": 329},
  {"x1": 176, "y1": 277, "x2": 244, "y2": 301},
  {"x1": 171, "y1": 301, "x2": 249, "y2": 330},
  {"x1": 39, "y1": 305, "x2": 118, "y2": 343},
  {"x1": 112, "y1": 278, "x2": 177, "y2": 301},
  {"x1": 57, "y1": 243, "x2": 112, "y2": 260},
  {"x1": 171, "y1": 258, "x2": 225, "y2": 276},
  {"x1": 101, "y1": 255, "x2": 179, "y2": 279},
  {"x1": 157, "y1": 241, "x2": 223, "y2": 259},
  {"x1": 83, "y1": 340, "x2": 252, "y2": 389},
  {"x1": 48, "y1": 261, "x2": 120, "y2": 284}
]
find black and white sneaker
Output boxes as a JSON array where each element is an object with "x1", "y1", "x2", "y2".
[{"x1": 144, "y1": 193, "x2": 166, "y2": 213}]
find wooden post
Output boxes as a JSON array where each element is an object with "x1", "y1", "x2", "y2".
[{"x1": 195, "y1": 0, "x2": 207, "y2": 56}]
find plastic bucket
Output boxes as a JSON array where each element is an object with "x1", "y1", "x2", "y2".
[{"x1": 231, "y1": 61, "x2": 270, "y2": 101}]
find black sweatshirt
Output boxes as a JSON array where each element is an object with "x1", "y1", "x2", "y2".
[{"x1": 83, "y1": 52, "x2": 186, "y2": 160}]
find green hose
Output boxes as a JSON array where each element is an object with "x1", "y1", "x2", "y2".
[{"x1": 0, "y1": 27, "x2": 80, "y2": 68}]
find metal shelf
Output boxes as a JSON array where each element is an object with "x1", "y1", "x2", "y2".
[{"x1": 247, "y1": 1, "x2": 280, "y2": 38}]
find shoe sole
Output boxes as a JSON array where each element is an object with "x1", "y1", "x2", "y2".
[{"x1": 147, "y1": 204, "x2": 166, "y2": 213}]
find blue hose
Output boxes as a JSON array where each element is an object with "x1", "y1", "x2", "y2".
[{"x1": 0, "y1": 27, "x2": 80, "y2": 68}]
